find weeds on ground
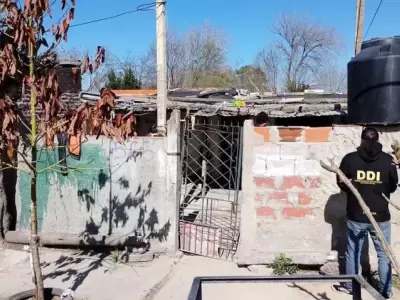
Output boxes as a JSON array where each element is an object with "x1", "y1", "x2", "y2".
[
  {"x1": 393, "y1": 275, "x2": 400, "y2": 290},
  {"x1": 110, "y1": 250, "x2": 122, "y2": 263},
  {"x1": 270, "y1": 253, "x2": 298, "y2": 275}
]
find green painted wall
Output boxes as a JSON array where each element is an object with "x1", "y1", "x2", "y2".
[{"x1": 18, "y1": 143, "x2": 109, "y2": 230}]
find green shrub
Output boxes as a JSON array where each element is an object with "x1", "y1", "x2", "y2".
[{"x1": 271, "y1": 253, "x2": 298, "y2": 275}]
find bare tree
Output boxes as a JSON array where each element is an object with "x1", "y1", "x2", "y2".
[
  {"x1": 184, "y1": 22, "x2": 229, "y2": 87},
  {"x1": 142, "y1": 22, "x2": 230, "y2": 89},
  {"x1": 56, "y1": 46, "x2": 86, "y2": 61},
  {"x1": 255, "y1": 49, "x2": 280, "y2": 93},
  {"x1": 143, "y1": 30, "x2": 186, "y2": 89},
  {"x1": 266, "y1": 13, "x2": 342, "y2": 92},
  {"x1": 125, "y1": 52, "x2": 153, "y2": 88},
  {"x1": 315, "y1": 63, "x2": 347, "y2": 93},
  {"x1": 231, "y1": 65, "x2": 269, "y2": 93},
  {"x1": 137, "y1": 50, "x2": 157, "y2": 88},
  {"x1": 165, "y1": 30, "x2": 186, "y2": 88}
]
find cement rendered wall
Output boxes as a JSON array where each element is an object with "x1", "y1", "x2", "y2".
[
  {"x1": 236, "y1": 121, "x2": 400, "y2": 265},
  {"x1": 15, "y1": 111, "x2": 180, "y2": 252}
]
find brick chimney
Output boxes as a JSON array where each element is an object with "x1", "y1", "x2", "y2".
[
  {"x1": 17, "y1": 60, "x2": 83, "y2": 118},
  {"x1": 55, "y1": 60, "x2": 82, "y2": 93}
]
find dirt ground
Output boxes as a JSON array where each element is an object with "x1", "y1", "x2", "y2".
[{"x1": 0, "y1": 247, "x2": 397, "y2": 300}]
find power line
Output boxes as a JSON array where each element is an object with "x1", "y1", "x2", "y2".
[
  {"x1": 336, "y1": 72, "x2": 347, "y2": 93},
  {"x1": 364, "y1": 0, "x2": 383, "y2": 40},
  {"x1": 70, "y1": 2, "x2": 157, "y2": 28}
]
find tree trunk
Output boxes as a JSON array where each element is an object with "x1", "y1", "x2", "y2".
[
  {"x1": 28, "y1": 19, "x2": 45, "y2": 300},
  {"x1": 30, "y1": 170, "x2": 44, "y2": 300}
]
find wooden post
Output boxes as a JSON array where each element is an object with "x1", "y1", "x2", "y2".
[{"x1": 355, "y1": 0, "x2": 365, "y2": 55}]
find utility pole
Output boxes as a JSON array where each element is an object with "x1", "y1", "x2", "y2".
[
  {"x1": 355, "y1": 0, "x2": 365, "y2": 55},
  {"x1": 156, "y1": 0, "x2": 167, "y2": 135}
]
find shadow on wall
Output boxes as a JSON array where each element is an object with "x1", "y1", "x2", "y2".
[
  {"x1": 324, "y1": 192, "x2": 370, "y2": 274},
  {"x1": 18, "y1": 144, "x2": 110, "y2": 230},
  {"x1": 78, "y1": 177, "x2": 171, "y2": 250},
  {"x1": 17, "y1": 141, "x2": 171, "y2": 255},
  {"x1": 33, "y1": 140, "x2": 172, "y2": 295},
  {"x1": 40, "y1": 179, "x2": 172, "y2": 294}
]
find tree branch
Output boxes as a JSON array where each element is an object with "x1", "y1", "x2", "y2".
[
  {"x1": 320, "y1": 158, "x2": 400, "y2": 276},
  {"x1": 17, "y1": 149, "x2": 35, "y2": 173},
  {"x1": 382, "y1": 193, "x2": 400, "y2": 211}
]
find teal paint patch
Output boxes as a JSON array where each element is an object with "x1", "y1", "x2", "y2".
[{"x1": 18, "y1": 143, "x2": 109, "y2": 230}]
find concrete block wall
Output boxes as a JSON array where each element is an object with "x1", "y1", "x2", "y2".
[
  {"x1": 236, "y1": 121, "x2": 400, "y2": 265},
  {"x1": 15, "y1": 110, "x2": 181, "y2": 252}
]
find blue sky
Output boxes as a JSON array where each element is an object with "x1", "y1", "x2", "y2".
[{"x1": 55, "y1": 0, "x2": 400, "y2": 69}]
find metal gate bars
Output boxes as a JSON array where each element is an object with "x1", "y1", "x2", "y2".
[{"x1": 179, "y1": 118, "x2": 243, "y2": 260}]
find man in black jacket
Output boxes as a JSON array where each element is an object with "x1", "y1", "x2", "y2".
[{"x1": 334, "y1": 127, "x2": 398, "y2": 299}]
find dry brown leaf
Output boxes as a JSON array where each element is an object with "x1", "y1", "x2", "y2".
[
  {"x1": 24, "y1": 0, "x2": 32, "y2": 9},
  {"x1": 81, "y1": 56, "x2": 89, "y2": 73},
  {"x1": 7, "y1": 143, "x2": 15, "y2": 162},
  {"x1": 69, "y1": 7, "x2": 74, "y2": 20},
  {"x1": 46, "y1": 126, "x2": 55, "y2": 148},
  {"x1": 44, "y1": 0, "x2": 51, "y2": 15},
  {"x1": 3, "y1": 114, "x2": 10, "y2": 133}
]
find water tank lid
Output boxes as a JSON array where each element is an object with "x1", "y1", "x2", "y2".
[{"x1": 361, "y1": 36, "x2": 400, "y2": 50}]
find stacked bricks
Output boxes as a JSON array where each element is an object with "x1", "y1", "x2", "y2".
[
  {"x1": 252, "y1": 126, "x2": 332, "y2": 225},
  {"x1": 254, "y1": 126, "x2": 332, "y2": 143},
  {"x1": 17, "y1": 62, "x2": 82, "y2": 119},
  {"x1": 55, "y1": 65, "x2": 82, "y2": 93},
  {"x1": 254, "y1": 175, "x2": 321, "y2": 221}
]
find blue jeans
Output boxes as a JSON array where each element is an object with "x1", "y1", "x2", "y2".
[{"x1": 344, "y1": 220, "x2": 392, "y2": 296}]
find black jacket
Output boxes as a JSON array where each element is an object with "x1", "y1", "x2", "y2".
[{"x1": 337, "y1": 140, "x2": 398, "y2": 223}]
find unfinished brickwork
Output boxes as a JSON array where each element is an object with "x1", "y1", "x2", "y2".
[
  {"x1": 17, "y1": 62, "x2": 81, "y2": 117},
  {"x1": 236, "y1": 121, "x2": 400, "y2": 265}
]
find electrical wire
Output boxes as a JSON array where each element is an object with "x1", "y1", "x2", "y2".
[
  {"x1": 338, "y1": 0, "x2": 383, "y2": 92},
  {"x1": 70, "y1": 2, "x2": 158, "y2": 28},
  {"x1": 336, "y1": 72, "x2": 347, "y2": 93},
  {"x1": 364, "y1": 0, "x2": 383, "y2": 40}
]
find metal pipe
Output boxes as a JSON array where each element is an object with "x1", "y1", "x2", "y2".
[{"x1": 79, "y1": 91, "x2": 100, "y2": 101}]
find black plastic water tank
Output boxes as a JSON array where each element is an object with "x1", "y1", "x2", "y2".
[{"x1": 347, "y1": 36, "x2": 400, "y2": 124}]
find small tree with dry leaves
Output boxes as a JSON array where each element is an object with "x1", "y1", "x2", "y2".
[{"x1": 0, "y1": 1, "x2": 136, "y2": 299}]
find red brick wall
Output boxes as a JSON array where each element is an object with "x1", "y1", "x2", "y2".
[
  {"x1": 17, "y1": 65, "x2": 82, "y2": 118},
  {"x1": 252, "y1": 127, "x2": 331, "y2": 224},
  {"x1": 237, "y1": 123, "x2": 400, "y2": 265},
  {"x1": 55, "y1": 66, "x2": 81, "y2": 93},
  {"x1": 254, "y1": 126, "x2": 332, "y2": 143},
  {"x1": 254, "y1": 175, "x2": 321, "y2": 222}
]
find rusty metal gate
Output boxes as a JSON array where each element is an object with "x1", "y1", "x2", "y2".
[{"x1": 179, "y1": 118, "x2": 243, "y2": 260}]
